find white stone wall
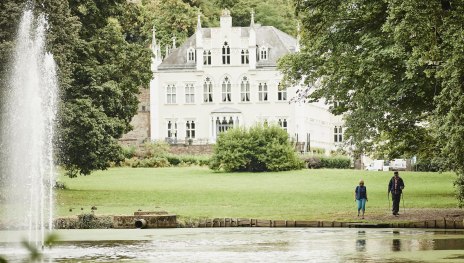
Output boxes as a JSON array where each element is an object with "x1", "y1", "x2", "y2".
[
  {"x1": 150, "y1": 15, "x2": 344, "y2": 154},
  {"x1": 150, "y1": 66, "x2": 343, "y2": 153}
]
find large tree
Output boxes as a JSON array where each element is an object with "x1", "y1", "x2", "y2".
[
  {"x1": 279, "y1": 0, "x2": 464, "y2": 204},
  {"x1": 60, "y1": 0, "x2": 152, "y2": 177},
  {"x1": 0, "y1": 0, "x2": 152, "y2": 177}
]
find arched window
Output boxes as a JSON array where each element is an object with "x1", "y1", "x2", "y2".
[
  {"x1": 258, "y1": 82, "x2": 268, "y2": 101},
  {"x1": 216, "y1": 116, "x2": 234, "y2": 134},
  {"x1": 222, "y1": 77, "x2": 231, "y2": 102},
  {"x1": 260, "y1": 46, "x2": 268, "y2": 60},
  {"x1": 167, "y1": 121, "x2": 177, "y2": 138},
  {"x1": 203, "y1": 50, "x2": 211, "y2": 65},
  {"x1": 241, "y1": 49, "x2": 249, "y2": 64},
  {"x1": 203, "y1": 77, "x2": 213, "y2": 103},
  {"x1": 222, "y1": 42, "x2": 230, "y2": 64},
  {"x1": 187, "y1": 48, "x2": 195, "y2": 62},
  {"x1": 240, "y1": 76, "x2": 250, "y2": 102}
]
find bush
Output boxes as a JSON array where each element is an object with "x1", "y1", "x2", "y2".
[
  {"x1": 210, "y1": 125, "x2": 304, "y2": 172},
  {"x1": 121, "y1": 145, "x2": 137, "y2": 159},
  {"x1": 306, "y1": 156, "x2": 323, "y2": 169},
  {"x1": 144, "y1": 141, "x2": 169, "y2": 158},
  {"x1": 139, "y1": 157, "x2": 170, "y2": 168},
  {"x1": 166, "y1": 155, "x2": 181, "y2": 165},
  {"x1": 304, "y1": 155, "x2": 351, "y2": 169},
  {"x1": 413, "y1": 158, "x2": 443, "y2": 172}
]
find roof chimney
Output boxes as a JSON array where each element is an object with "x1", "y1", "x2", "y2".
[{"x1": 220, "y1": 9, "x2": 232, "y2": 28}]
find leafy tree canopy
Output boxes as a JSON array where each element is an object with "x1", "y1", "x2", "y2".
[
  {"x1": 0, "y1": 0, "x2": 152, "y2": 177},
  {"x1": 279, "y1": 0, "x2": 464, "y2": 205}
]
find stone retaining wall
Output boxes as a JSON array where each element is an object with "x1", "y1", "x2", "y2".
[
  {"x1": 182, "y1": 218, "x2": 464, "y2": 229},
  {"x1": 168, "y1": 145, "x2": 214, "y2": 155},
  {"x1": 113, "y1": 214, "x2": 177, "y2": 229},
  {"x1": 52, "y1": 216, "x2": 464, "y2": 229}
]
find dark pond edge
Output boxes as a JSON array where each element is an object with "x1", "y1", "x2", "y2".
[
  {"x1": 48, "y1": 216, "x2": 464, "y2": 229},
  {"x1": 178, "y1": 218, "x2": 464, "y2": 229}
]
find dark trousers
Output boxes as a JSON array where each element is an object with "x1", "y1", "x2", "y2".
[{"x1": 391, "y1": 192, "x2": 401, "y2": 214}]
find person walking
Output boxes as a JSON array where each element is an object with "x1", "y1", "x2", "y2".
[
  {"x1": 355, "y1": 179, "x2": 368, "y2": 219},
  {"x1": 388, "y1": 171, "x2": 405, "y2": 216}
]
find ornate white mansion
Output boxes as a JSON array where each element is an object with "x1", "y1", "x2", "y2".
[{"x1": 148, "y1": 10, "x2": 344, "y2": 153}]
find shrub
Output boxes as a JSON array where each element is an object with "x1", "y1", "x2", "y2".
[
  {"x1": 139, "y1": 157, "x2": 170, "y2": 168},
  {"x1": 306, "y1": 156, "x2": 323, "y2": 169},
  {"x1": 121, "y1": 145, "x2": 137, "y2": 159},
  {"x1": 166, "y1": 155, "x2": 181, "y2": 166},
  {"x1": 414, "y1": 158, "x2": 443, "y2": 172},
  {"x1": 304, "y1": 155, "x2": 351, "y2": 169},
  {"x1": 144, "y1": 141, "x2": 169, "y2": 158},
  {"x1": 210, "y1": 125, "x2": 304, "y2": 172}
]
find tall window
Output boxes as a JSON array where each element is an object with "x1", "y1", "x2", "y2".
[
  {"x1": 222, "y1": 77, "x2": 231, "y2": 102},
  {"x1": 222, "y1": 42, "x2": 230, "y2": 64},
  {"x1": 216, "y1": 117, "x2": 234, "y2": 133},
  {"x1": 187, "y1": 48, "x2": 195, "y2": 62},
  {"x1": 278, "y1": 119, "x2": 288, "y2": 131},
  {"x1": 186, "y1": 121, "x2": 195, "y2": 139},
  {"x1": 241, "y1": 50, "x2": 249, "y2": 64},
  {"x1": 167, "y1": 121, "x2": 177, "y2": 138},
  {"x1": 260, "y1": 46, "x2": 268, "y2": 60},
  {"x1": 185, "y1": 84, "x2": 195, "y2": 103},
  {"x1": 240, "y1": 76, "x2": 250, "y2": 102},
  {"x1": 203, "y1": 77, "x2": 213, "y2": 103},
  {"x1": 166, "y1": 84, "x2": 176, "y2": 104},
  {"x1": 258, "y1": 82, "x2": 268, "y2": 101},
  {"x1": 278, "y1": 83, "x2": 287, "y2": 101},
  {"x1": 203, "y1": 50, "x2": 211, "y2": 65},
  {"x1": 334, "y1": 126, "x2": 343, "y2": 142}
]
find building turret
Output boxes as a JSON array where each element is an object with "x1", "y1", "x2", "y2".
[
  {"x1": 151, "y1": 26, "x2": 162, "y2": 72},
  {"x1": 196, "y1": 12, "x2": 203, "y2": 70},
  {"x1": 248, "y1": 9, "x2": 257, "y2": 70}
]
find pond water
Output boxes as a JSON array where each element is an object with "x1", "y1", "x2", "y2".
[{"x1": 1, "y1": 228, "x2": 464, "y2": 262}]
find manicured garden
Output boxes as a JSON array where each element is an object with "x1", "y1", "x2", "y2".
[{"x1": 56, "y1": 167, "x2": 458, "y2": 222}]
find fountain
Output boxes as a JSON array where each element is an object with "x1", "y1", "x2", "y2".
[{"x1": 0, "y1": 7, "x2": 58, "y2": 248}]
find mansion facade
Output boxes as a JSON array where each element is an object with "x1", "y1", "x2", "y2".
[{"x1": 149, "y1": 10, "x2": 344, "y2": 153}]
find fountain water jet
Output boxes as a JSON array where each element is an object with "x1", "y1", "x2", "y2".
[{"x1": 0, "y1": 9, "x2": 58, "y2": 247}]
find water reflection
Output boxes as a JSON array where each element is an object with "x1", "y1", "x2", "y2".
[
  {"x1": 356, "y1": 231, "x2": 366, "y2": 252},
  {"x1": 392, "y1": 230, "x2": 401, "y2": 251},
  {"x1": 1, "y1": 228, "x2": 464, "y2": 263}
]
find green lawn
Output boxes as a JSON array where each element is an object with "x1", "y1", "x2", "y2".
[{"x1": 56, "y1": 167, "x2": 457, "y2": 221}]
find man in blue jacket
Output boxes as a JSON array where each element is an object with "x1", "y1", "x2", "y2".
[{"x1": 388, "y1": 171, "x2": 405, "y2": 216}]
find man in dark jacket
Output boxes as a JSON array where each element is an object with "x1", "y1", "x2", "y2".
[{"x1": 388, "y1": 171, "x2": 405, "y2": 216}]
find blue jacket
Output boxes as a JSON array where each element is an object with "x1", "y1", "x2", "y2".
[
  {"x1": 355, "y1": 185, "x2": 367, "y2": 200},
  {"x1": 388, "y1": 176, "x2": 405, "y2": 194}
]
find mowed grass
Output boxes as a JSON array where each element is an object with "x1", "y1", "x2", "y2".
[{"x1": 56, "y1": 167, "x2": 457, "y2": 221}]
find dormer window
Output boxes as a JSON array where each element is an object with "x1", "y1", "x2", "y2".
[
  {"x1": 222, "y1": 42, "x2": 230, "y2": 64},
  {"x1": 187, "y1": 47, "x2": 195, "y2": 62},
  {"x1": 260, "y1": 46, "x2": 268, "y2": 60}
]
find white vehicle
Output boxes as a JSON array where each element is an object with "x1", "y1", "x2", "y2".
[
  {"x1": 365, "y1": 160, "x2": 384, "y2": 171},
  {"x1": 390, "y1": 159, "x2": 407, "y2": 171}
]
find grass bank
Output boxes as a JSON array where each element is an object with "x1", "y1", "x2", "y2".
[{"x1": 56, "y1": 167, "x2": 458, "y2": 221}]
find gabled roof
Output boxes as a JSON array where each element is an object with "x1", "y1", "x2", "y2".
[{"x1": 158, "y1": 26, "x2": 297, "y2": 70}]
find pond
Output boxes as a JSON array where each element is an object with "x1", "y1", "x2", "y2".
[{"x1": 1, "y1": 228, "x2": 464, "y2": 262}]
